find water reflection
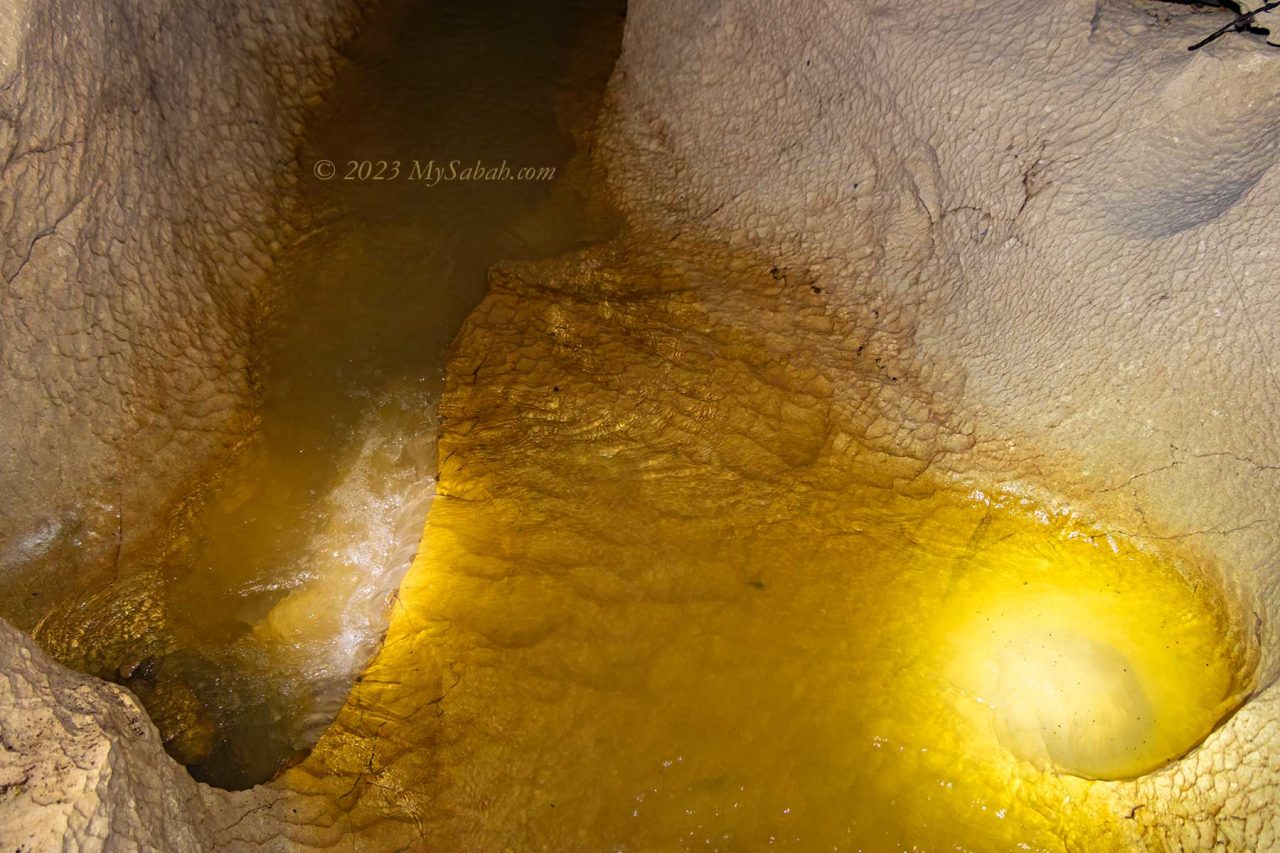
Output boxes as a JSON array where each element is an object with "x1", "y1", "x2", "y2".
[{"x1": 35, "y1": 0, "x2": 624, "y2": 788}]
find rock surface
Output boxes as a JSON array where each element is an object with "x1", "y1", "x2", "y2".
[
  {"x1": 0, "y1": 0, "x2": 364, "y2": 628},
  {"x1": 0, "y1": 619, "x2": 248, "y2": 850},
  {"x1": 4, "y1": 0, "x2": 1280, "y2": 850},
  {"x1": 0, "y1": 0, "x2": 363, "y2": 848},
  {"x1": 596, "y1": 0, "x2": 1280, "y2": 847}
]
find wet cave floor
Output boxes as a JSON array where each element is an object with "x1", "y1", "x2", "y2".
[
  {"x1": 34, "y1": 0, "x2": 624, "y2": 789},
  {"x1": 281, "y1": 244, "x2": 1255, "y2": 851},
  {"x1": 25, "y1": 0, "x2": 1262, "y2": 849}
]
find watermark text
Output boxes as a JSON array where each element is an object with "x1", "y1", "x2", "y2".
[{"x1": 312, "y1": 158, "x2": 556, "y2": 186}]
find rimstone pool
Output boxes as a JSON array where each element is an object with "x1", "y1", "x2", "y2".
[
  {"x1": 341, "y1": 245, "x2": 1256, "y2": 850},
  {"x1": 0, "y1": 0, "x2": 1272, "y2": 850}
]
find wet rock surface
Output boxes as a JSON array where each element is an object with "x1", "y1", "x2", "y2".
[{"x1": 4, "y1": 0, "x2": 1280, "y2": 849}]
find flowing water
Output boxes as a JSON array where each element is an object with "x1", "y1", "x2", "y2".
[
  {"x1": 34, "y1": 0, "x2": 625, "y2": 789},
  {"x1": 23, "y1": 0, "x2": 1263, "y2": 845}
]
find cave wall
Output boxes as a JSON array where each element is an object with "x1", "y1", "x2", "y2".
[
  {"x1": 0, "y1": 619, "x2": 256, "y2": 850},
  {"x1": 0, "y1": 1, "x2": 371, "y2": 847},
  {"x1": 0, "y1": 0, "x2": 365, "y2": 627},
  {"x1": 597, "y1": 0, "x2": 1280, "y2": 847},
  {"x1": 5, "y1": 0, "x2": 1280, "y2": 848}
]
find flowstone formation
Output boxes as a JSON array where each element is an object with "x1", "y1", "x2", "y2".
[
  {"x1": 0, "y1": 239, "x2": 1265, "y2": 850},
  {"x1": 246, "y1": 244, "x2": 1254, "y2": 850},
  {"x1": 0, "y1": 0, "x2": 364, "y2": 629},
  {"x1": 3, "y1": 0, "x2": 1280, "y2": 849},
  {"x1": 0, "y1": 619, "x2": 238, "y2": 850},
  {"x1": 596, "y1": 1, "x2": 1280, "y2": 846}
]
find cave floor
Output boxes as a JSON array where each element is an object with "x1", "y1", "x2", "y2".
[
  {"x1": 269, "y1": 244, "x2": 1254, "y2": 852},
  {"x1": 32, "y1": 0, "x2": 624, "y2": 790}
]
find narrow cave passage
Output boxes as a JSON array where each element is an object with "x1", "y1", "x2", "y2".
[
  {"x1": 30, "y1": 0, "x2": 625, "y2": 790},
  {"x1": 2, "y1": 0, "x2": 1275, "y2": 849}
]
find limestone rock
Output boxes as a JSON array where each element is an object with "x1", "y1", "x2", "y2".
[
  {"x1": 0, "y1": 0, "x2": 366, "y2": 629},
  {"x1": 597, "y1": 0, "x2": 1280, "y2": 846},
  {"x1": 0, "y1": 618, "x2": 260, "y2": 851}
]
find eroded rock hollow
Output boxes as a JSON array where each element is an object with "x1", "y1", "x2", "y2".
[{"x1": 2, "y1": 0, "x2": 1279, "y2": 850}]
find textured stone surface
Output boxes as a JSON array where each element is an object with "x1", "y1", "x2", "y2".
[
  {"x1": 6, "y1": 0, "x2": 1280, "y2": 849},
  {"x1": 0, "y1": 618, "x2": 254, "y2": 851},
  {"x1": 0, "y1": 0, "x2": 363, "y2": 847},
  {"x1": 596, "y1": 0, "x2": 1280, "y2": 847},
  {"x1": 0, "y1": 0, "x2": 364, "y2": 628}
]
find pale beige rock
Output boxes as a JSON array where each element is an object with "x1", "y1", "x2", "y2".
[
  {"x1": 0, "y1": 618, "x2": 259, "y2": 851},
  {"x1": 0, "y1": 0, "x2": 364, "y2": 629},
  {"x1": 598, "y1": 0, "x2": 1280, "y2": 847},
  {"x1": 0, "y1": 0, "x2": 361, "y2": 848},
  {"x1": 6, "y1": 0, "x2": 1280, "y2": 850}
]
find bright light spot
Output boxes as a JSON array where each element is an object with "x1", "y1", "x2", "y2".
[{"x1": 943, "y1": 558, "x2": 1254, "y2": 780}]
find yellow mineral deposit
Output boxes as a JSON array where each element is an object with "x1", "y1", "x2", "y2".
[
  {"x1": 10, "y1": 1, "x2": 1263, "y2": 848},
  {"x1": 374, "y1": 485, "x2": 1253, "y2": 849},
  {"x1": 278, "y1": 250, "x2": 1258, "y2": 851},
  {"x1": 940, "y1": 527, "x2": 1252, "y2": 782}
]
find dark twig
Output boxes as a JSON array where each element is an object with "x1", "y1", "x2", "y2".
[{"x1": 1188, "y1": 1, "x2": 1280, "y2": 50}]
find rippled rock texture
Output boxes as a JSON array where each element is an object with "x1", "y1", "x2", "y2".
[
  {"x1": 597, "y1": 1, "x2": 1280, "y2": 847},
  {"x1": 0, "y1": 619, "x2": 248, "y2": 850},
  {"x1": 0, "y1": 0, "x2": 364, "y2": 628},
  {"x1": 5, "y1": 0, "x2": 1280, "y2": 850}
]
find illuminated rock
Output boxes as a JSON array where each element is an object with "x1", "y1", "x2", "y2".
[
  {"x1": 599, "y1": 1, "x2": 1280, "y2": 846},
  {"x1": 2, "y1": 0, "x2": 1280, "y2": 849}
]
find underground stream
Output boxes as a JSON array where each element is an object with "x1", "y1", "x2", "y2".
[
  {"x1": 29, "y1": 0, "x2": 626, "y2": 790},
  {"x1": 1, "y1": 0, "x2": 1267, "y2": 849}
]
